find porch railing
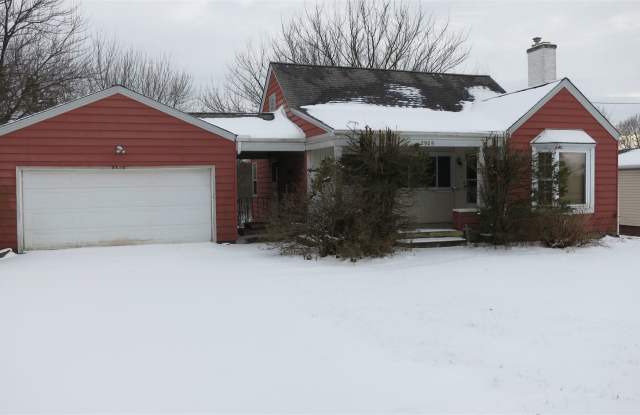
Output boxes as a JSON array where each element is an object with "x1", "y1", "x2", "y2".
[{"x1": 238, "y1": 196, "x2": 272, "y2": 228}]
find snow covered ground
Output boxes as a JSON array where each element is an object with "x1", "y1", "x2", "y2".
[{"x1": 1, "y1": 238, "x2": 639, "y2": 414}]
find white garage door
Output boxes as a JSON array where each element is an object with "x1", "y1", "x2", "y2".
[{"x1": 18, "y1": 167, "x2": 215, "y2": 251}]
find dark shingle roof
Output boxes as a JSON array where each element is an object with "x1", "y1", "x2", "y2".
[
  {"x1": 189, "y1": 112, "x2": 274, "y2": 120},
  {"x1": 270, "y1": 63, "x2": 506, "y2": 112}
]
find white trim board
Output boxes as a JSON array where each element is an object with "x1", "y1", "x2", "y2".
[
  {"x1": 237, "y1": 138, "x2": 306, "y2": 153},
  {"x1": 0, "y1": 86, "x2": 237, "y2": 141},
  {"x1": 289, "y1": 108, "x2": 334, "y2": 134}
]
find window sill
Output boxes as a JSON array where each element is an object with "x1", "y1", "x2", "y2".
[{"x1": 568, "y1": 205, "x2": 594, "y2": 214}]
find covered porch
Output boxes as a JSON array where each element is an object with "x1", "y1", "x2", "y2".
[
  {"x1": 237, "y1": 150, "x2": 306, "y2": 230},
  {"x1": 307, "y1": 134, "x2": 485, "y2": 231},
  {"x1": 193, "y1": 110, "x2": 309, "y2": 231},
  {"x1": 402, "y1": 145, "x2": 480, "y2": 229}
]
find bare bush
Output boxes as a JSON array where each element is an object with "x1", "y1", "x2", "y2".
[
  {"x1": 535, "y1": 209, "x2": 594, "y2": 248},
  {"x1": 479, "y1": 135, "x2": 598, "y2": 248},
  {"x1": 267, "y1": 128, "x2": 428, "y2": 260},
  {"x1": 478, "y1": 135, "x2": 532, "y2": 245}
]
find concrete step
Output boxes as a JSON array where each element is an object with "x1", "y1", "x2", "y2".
[
  {"x1": 396, "y1": 236, "x2": 467, "y2": 248},
  {"x1": 399, "y1": 228, "x2": 464, "y2": 239}
]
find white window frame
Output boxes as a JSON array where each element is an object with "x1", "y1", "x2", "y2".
[
  {"x1": 531, "y1": 143, "x2": 595, "y2": 213},
  {"x1": 429, "y1": 155, "x2": 453, "y2": 190}
]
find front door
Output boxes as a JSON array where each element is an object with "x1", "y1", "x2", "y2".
[
  {"x1": 405, "y1": 154, "x2": 455, "y2": 224},
  {"x1": 423, "y1": 155, "x2": 454, "y2": 223}
]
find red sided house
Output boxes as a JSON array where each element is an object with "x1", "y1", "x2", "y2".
[{"x1": 0, "y1": 38, "x2": 620, "y2": 252}]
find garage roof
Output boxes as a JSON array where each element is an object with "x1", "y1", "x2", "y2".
[
  {"x1": 0, "y1": 85, "x2": 237, "y2": 141},
  {"x1": 197, "y1": 108, "x2": 305, "y2": 139}
]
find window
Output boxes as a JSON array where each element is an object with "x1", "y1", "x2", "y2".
[
  {"x1": 531, "y1": 129, "x2": 596, "y2": 212},
  {"x1": 532, "y1": 145, "x2": 594, "y2": 212},
  {"x1": 251, "y1": 162, "x2": 258, "y2": 196},
  {"x1": 560, "y1": 152, "x2": 586, "y2": 205},
  {"x1": 465, "y1": 152, "x2": 478, "y2": 204},
  {"x1": 268, "y1": 93, "x2": 277, "y2": 111},
  {"x1": 537, "y1": 152, "x2": 555, "y2": 206},
  {"x1": 430, "y1": 156, "x2": 451, "y2": 188}
]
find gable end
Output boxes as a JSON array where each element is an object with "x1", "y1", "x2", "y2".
[
  {"x1": 507, "y1": 78, "x2": 620, "y2": 141},
  {"x1": 0, "y1": 86, "x2": 237, "y2": 141}
]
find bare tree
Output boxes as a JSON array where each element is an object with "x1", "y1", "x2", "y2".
[
  {"x1": 86, "y1": 35, "x2": 194, "y2": 110},
  {"x1": 0, "y1": 0, "x2": 87, "y2": 123},
  {"x1": 200, "y1": 0, "x2": 470, "y2": 112},
  {"x1": 199, "y1": 81, "x2": 246, "y2": 113},
  {"x1": 199, "y1": 40, "x2": 271, "y2": 112},
  {"x1": 275, "y1": 0, "x2": 468, "y2": 71},
  {"x1": 618, "y1": 114, "x2": 640, "y2": 150}
]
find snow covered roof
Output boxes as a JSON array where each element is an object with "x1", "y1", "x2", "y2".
[
  {"x1": 531, "y1": 129, "x2": 596, "y2": 144},
  {"x1": 199, "y1": 107, "x2": 305, "y2": 140},
  {"x1": 302, "y1": 81, "x2": 561, "y2": 134},
  {"x1": 269, "y1": 62, "x2": 505, "y2": 111},
  {"x1": 619, "y1": 149, "x2": 640, "y2": 170}
]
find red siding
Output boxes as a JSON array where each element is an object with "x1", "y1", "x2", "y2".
[
  {"x1": 510, "y1": 88, "x2": 618, "y2": 234},
  {"x1": 0, "y1": 93, "x2": 238, "y2": 249},
  {"x1": 262, "y1": 72, "x2": 327, "y2": 138},
  {"x1": 252, "y1": 159, "x2": 272, "y2": 221}
]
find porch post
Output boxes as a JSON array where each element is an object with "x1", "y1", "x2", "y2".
[{"x1": 477, "y1": 145, "x2": 484, "y2": 207}]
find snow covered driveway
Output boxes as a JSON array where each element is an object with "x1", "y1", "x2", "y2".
[{"x1": 1, "y1": 238, "x2": 639, "y2": 413}]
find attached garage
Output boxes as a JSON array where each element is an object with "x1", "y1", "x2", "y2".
[
  {"x1": 18, "y1": 167, "x2": 216, "y2": 251},
  {"x1": 0, "y1": 86, "x2": 238, "y2": 252}
]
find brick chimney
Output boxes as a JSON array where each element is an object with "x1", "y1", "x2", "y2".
[{"x1": 527, "y1": 37, "x2": 557, "y2": 87}]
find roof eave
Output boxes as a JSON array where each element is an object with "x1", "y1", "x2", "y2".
[{"x1": 289, "y1": 108, "x2": 335, "y2": 134}]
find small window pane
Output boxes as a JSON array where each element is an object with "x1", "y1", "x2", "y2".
[
  {"x1": 538, "y1": 152, "x2": 554, "y2": 180},
  {"x1": 438, "y1": 156, "x2": 451, "y2": 188},
  {"x1": 560, "y1": 152, "x2": 586, "y2": 205},
  {"x1": 537, "y1": 152, "x2": 554, "y2": 206}
]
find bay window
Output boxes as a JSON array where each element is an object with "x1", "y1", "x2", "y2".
[{"x1": 531, "y1": 129, "x2": 595, "y2": 213}]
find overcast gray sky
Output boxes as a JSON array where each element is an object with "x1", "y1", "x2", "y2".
[{"x1": 78, "y1": 0, "x2": 640, "y2": 122}]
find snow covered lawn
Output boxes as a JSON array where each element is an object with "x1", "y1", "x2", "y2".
[{"x1": 1, "y1": 238, "x2": 639, "y2": 413}]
